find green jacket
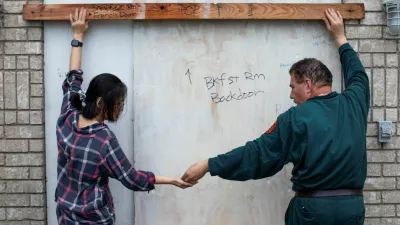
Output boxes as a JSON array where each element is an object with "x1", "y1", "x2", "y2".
[{"x1": 208, "y1": 43, "x2": 370, "y2": 192}]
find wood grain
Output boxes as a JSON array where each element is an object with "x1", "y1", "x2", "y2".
[{"x1": 23, "y1": 3, "x2": 364, "y2": 20}]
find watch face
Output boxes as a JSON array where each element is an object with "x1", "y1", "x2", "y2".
[{"x1": 71, "y1": 40, "x2": 81, "y2": 46}]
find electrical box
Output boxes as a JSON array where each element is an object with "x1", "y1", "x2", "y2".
[{"x1": 379, "y1": 121, "x2": 392, "y2": 142}]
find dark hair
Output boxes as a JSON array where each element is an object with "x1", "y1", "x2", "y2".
[
  {"x1": 289, "y1": 58, "x2": 333, "y2": 86},
  {"x1": 70, "y1": 73, "x2": 127, "y2": 122}
]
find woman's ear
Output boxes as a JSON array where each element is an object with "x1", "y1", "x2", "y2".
[{"x1": 96, "y1": 97, "x2": 103, "y2": 108}]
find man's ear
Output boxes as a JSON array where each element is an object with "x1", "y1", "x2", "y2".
[{"x1": 305, "y1": 78, "x2": 313, "y2": 92}]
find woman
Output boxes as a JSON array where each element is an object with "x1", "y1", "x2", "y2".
[{"x1": 55, "y1": 8, "x2": 193, "y2": 225}]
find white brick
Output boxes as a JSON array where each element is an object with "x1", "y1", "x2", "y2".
[
  {"x1": 383, "y1": 164, "x2": 400, "y2": 176},
  {"x1": 0, "y1": 222, "x2": 29, "y2": 225},
  {"x1": 372, "y1": 108, "x2": 384, "y2": 121},
  {"x1": 364, "y1": 177, "x2": 396, "y2": 190},
  {"x1": 4, "y1": 72, "x2": 16, "y2": 109},
  {"x1": 382, "y1": 191, "x2": 400, "y2": 203},
  {"x1": 0, "y1": 194, "x2": 29, "y2": 206},
  {"x1": 3, "y1": 28, "x2": 27, "y2": 40},
  {"x1": 0, "y1": 140, "x2": 28, "y2": 152},
  {"x1": 29, "y1": 167, "x2": 44, "y2": 179},
  {"x1": 27, "y1": 28, "x2": 42, "y2": 40},
  {"x1": 30, "y1": 84, "x2": 43, "y2": 97},
  {"x1": 0, "y1": 154, "x2": 4, "y2": 165},
  {"x1": 345, "y1": 26, "x2": 382, "y2": 39},
  {"x1": 0, "y1": 168, "x2": 29, "y2": 179},
  {"x1": 367, "y1": 123, "x2": 378, "y2": 136},
  {"x1": 29, "y1": 140, "x2": 44, "y2": 152},
  {"x1": 373, "y1": 54, "x2": 385, "y2": 66},
  {"x1": 4, "y1": 56, "x2": 16, "y2": 69},
  {"x1": 0, "y1": 208, "x2": 5, "y2": 220},
  {"x1": 17, "y1": 111, "x2": 29, "y2": 124},
  {"x1": 366, "y1": 205, "x2": 396, "y2": 217},
  {"x1": 5, "y1": 153, "x2": 43, "y2": 166},
  {"x1": 372, "y1": 68, "x2": 385, "y2": 106},
  {"x1": 6, "y1": 207, "x2": 44, "y2": 220},
  {"x1": 386, "y1": 68, "x2": 398, "y2": 107},
  {"x1": 381, "y1": 218, "x2": 400, "y2": 225},
  {"x1": 0, "y1": 111, "x2": 4, "y2": 125},
  {"x1": 361, "y1": 12, "x2": 386, "y2": 25},
  {"x1": 4, "y1": 15, "x2": 41, "y2": 27},
  {"x1": 398, "y1": 123, "x2": 400, "y2": 136},
  {"x1": 5, "y1": 126, "x2": 43, "y2": 138},
  {"x1": 366, "y1": 137, "x2": 381, "y2": 149},
  {"x1": 363, "y1": 191, "x2": 381, "y2": 203},
  {"x1": 16, "y1": 56, "x2": 29, "y2": 69},
  {"x1": 386, "y1": 54, "x2": 398, "y2": 67},
  {"x1": 386, "y1": 108, "x2": 398, "y2": 121},
  {"x1": 30, "y1": 194, "x2": 44, "y2": 206},
  {"x1": 0, "y1": 182, "x2": 5, "y2": 192},
  {"x1": 30, "y1": 111, "x2": 42, "y2": 124},
  {"x1": 4, "y1": 42, "x2": 42, "y2": 55},
  {"x1": 2, "y1": 1, "x2": 26, "y2": 13},
  {"x1": 31, "y1": 222, "x2": 45, "y2": 225},
  {"x1": 30, "y1": 71, "x2": 43, "y2": 83},
  {"x1": 359, "y1": 54, "x2": 372, "y2": 67},
  {"x1": 360, "y1": 40, "x2": 397, "y2": 52},
  {"x1": 6, "y1": 181, "x2": 44, "y2": 193},
  {"x1": 368, "y1": 164, "x2": 381, "y2": 176},
  {"x1": 0, "y1": 72, "x2": 3, "y2": 109},
  {"x1": 383, "y1": 137, "x2": 400, "y2": 149},
  {"x1": 4, "y1": 111, "x2": 16, "y2": 125},
  {"x1": 30, "y1": 55, "x2": 42, "y2": 69},
  {"x1": 30, "y1": 97, "x2": 43, "y2": 110},
  {"x1": 344, "y1": 0, "x2": 382, "y2": 11}
]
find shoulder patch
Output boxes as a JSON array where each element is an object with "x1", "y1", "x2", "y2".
[{"x1": 265, "y1": 121, "x2": 277, "y2": 134}]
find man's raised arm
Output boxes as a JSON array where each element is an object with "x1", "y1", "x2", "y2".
[{"x1": 323, "y1": 8, "x2": 370, "y2": 114}]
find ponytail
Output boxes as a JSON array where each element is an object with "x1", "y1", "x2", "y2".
[{"x1": 69, "y1": 90, "x2": 86, "y2": 111}]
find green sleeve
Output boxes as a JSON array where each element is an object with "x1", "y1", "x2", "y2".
[
  {"x1": 208, "y1": 112, "x2": 293, "y2": 181},
  {"x1": 339, "y1": 43, "x2": 370, "y2": 115}
]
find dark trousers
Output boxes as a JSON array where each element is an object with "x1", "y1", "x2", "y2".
[{"x1": 285, "y1": 195, "x2": 365, "y2": 225}]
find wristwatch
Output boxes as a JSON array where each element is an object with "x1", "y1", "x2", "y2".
[{"x1": 71, "y1": 39, "x2": 83, "y2": 47}]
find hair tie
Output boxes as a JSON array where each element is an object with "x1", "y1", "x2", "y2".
[{"x1": 79, "y1": 89, "x2": 86, "y2": 107}]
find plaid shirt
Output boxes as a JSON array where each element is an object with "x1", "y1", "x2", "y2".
[{"x1": 55, "y1": 69, "x2": 155, "y2": 225}]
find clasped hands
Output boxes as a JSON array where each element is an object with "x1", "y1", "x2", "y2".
[{"x1": 173, "y1": 159, "x2": 209, "y2": 189}]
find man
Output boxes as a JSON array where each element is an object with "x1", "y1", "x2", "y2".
[{"x1": 181, "y1": 8, "x2": 369, "y2": 225}]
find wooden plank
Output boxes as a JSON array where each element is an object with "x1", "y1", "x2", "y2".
[{"x1": 23, "y1": 3, "x2": 364, "y2": 20}]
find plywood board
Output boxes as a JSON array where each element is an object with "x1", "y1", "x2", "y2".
[{"x1": 131, "y1": 19, "x2": 342, "y2": 225}]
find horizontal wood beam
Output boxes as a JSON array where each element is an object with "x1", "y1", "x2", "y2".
[{"x1": 23, "y1": 3, "x2": 364, "y2": 21}]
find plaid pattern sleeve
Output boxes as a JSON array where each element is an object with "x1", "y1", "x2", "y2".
[
  {"x1": 61, "y1": 69, "x2": 83, "y2": 115},
  {"x1": 100, "y1": 136, "x2": 156, "y2": 191}
]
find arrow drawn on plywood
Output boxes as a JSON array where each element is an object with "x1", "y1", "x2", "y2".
[{"x1": 185, "y1": 69, "x2": 192, "y2": 85}]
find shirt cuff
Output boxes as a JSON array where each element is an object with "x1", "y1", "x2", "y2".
[
  {"x1": 338, "y1": 42, "x2": 352, "y2": 54},
  {"x1": 66, "y1": 69, "x2": 84, "y2": 82},
  {"x1": 146, "y1": 171, "x2": 156, "y2": 191},
  {"x1": 208, "y1": 157, "x2": 221, "y2": 177}
]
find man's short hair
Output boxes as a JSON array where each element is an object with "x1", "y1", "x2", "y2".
[{"x1": 289, "y1": 58, "x2": 333, "y2": 86}]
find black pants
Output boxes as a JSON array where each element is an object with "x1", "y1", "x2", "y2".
[{"x1": 285, "y1": 195, "x2": 365, "y2": 225}]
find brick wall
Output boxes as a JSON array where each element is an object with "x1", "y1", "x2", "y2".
[
  {"x1": 344, "y1": 0, "x2": 400, "y2": 224},
  {"x1": 0, "y1": 0, "x2": 46, "y2": 224},
  {"x1": 0, "y1": 0, "x2": 399, "y2": 224}
]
